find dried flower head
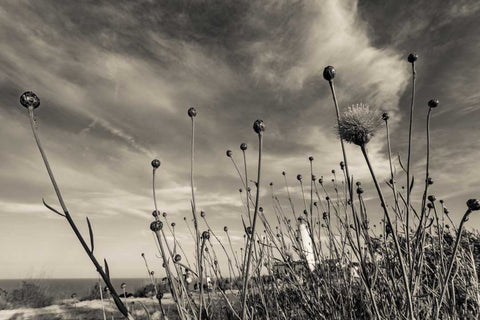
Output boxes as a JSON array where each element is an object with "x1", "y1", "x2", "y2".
[
  {"x1": 428, "y1": 99, "x2": 439, "y2": 108},
  {"x1": 382, "y1": 112, "x2": 389, "y2": 121},
  {"x1": 428, "y1": 195, "x2": 436, "y2": 202},
  {"x1": 467, "y1": 199, "x2": 480, "y2": 211},
  {"x1": 20, "y1": 91, "x2": 40, "y2": 109},
  {"x1": 174, "y1": 254, "x2": 182, "y2": 263},
  {"x1": 152, "y1": 210, "x2": 159, "y2": 218},
  {"x1": 150, "y1": 220, "x2": 163, "y2": 232},
  {"x1": 240, "y1": 143, "x2": 247, "y2": 151},
  {"x1": 187, "y1": 107, "x2": 197, "y2": 118},
  {"x1": 224, "y1": 226, "x2": 228, "y2": 232},
  {"x1": 297, "y1": 174, "x2": 302, "y2": 181},
  {"x1": 323, "y1": 66, "x2": 335, "y2": 81},
  {"x1": 151, "y1": 159, "x2": 161, "y2": 169},
  {"x1": 309, "y1": 156, "x2": 314, "y2": 161},
  {"x1": 407, "y1": 53, "x2": 418, "y2": 63},
  {"x1": 200, "y1": 211, "x2": 206, "y2": 218},
  {"x1": 226, "y1": 150, "x2": 232, "y2": 157},
  {"x1": 337, "y1": 104, "x2": 383, "y2": 146},
  {"x1": 253, "y1": 119, "x2": 265, "y2": 134},
  {"x1": 202, "y1": 231, "x2": 210, "y2": 240}
]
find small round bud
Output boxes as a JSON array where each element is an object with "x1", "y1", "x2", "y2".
[
  {"x1": 224, "y1": 226, "x2": 228, "y2": 232},
  {"x1": 303, "y1": 209, "x2": 308, "y2": 215},
  {"x1": 427, "y1": 203, "x2": 434, "y2": 209},
  {"x1": 259, "y1": 207, "x2": 264, "y2": 212},
  {"x1": 382, "y1": 112, "x2": 389, "y2": 121},
  {"x1": 467, "y1": 199, "x2": 480, "y2": 211},
  {"x1": 282, "y1": 171, "x2": 286, "y2": 176},
  {"x1": 407, "y1": 53, "x2": 418, "y2": 63},
  {"x1": 253, "y1": 119, "x2": 265, "y2": 134},
  {"x1": 239, "y1": 188, "x2": 243, "y2": 193},
  {"x1": 171, "y1": 222, "x2": 176, "y2": 227},
  {"x1": 151, "y1": 159, "x2": 161, "y2": 168},
  {"x1": 152, "y1": 210, "x2": 159, "y2": 218},
  {"x1": 428, "y1": 195, "x2": 436, "y2": 202},
  {"x1": 439, "y1": 199, "x2": 444, "y2": 204},
  {"x1": 319, "y1": 177, "x2": 323, "y2": 184},
  {"x1": 331, "y1": 169, "x2": 335, "y2": 174},
  {"x1": 174, "y1": 254, "x2": 181, "y2": 263},
  {"x1": 444, "y1": 208, "x2": 449, "y2": 214},
  {"x1": 200, "y1": 211, "x2": 206, "y2": 218},
  {"x1": 323, "y1": 212, "x2": 328, "y2": 220},
  {"x1": 386, "y1": 224, "x2": 392, "y2": 235},
  {"x1": 356, "y1": 181, "x2": 361, "y2": 186},
  {"x1": 162, "y1": 212, "x2": 167, "y2": 218},
  {"x1": 297, "y1": 174, "x2": 302, "y2": 181},
  {"x1": 141, "y1": 253, "x2": 145, "y2": 257},
  {"x1": 340, "y1": 161, "x2": 345, "y2": 170},
  {"x1": 357, "y1": 187, "x2": 364, "y2": 194},
  {"x1": 313, "y1": 201, "x2": 317, "y2": 207},
  {"x1": 187, "y1": 107, "x2": 197, "y2": 117},
  {"x1": 312, "y1": 174, "x2": 316, "y2": 181},
  {"x1": 226, "y1": 150, "x2": 232, "y2": 157},
  {"x1": 20, "y1": 91, "x2": 40, "y2": 109},
  {"x1": 428, "y1": 99, "x2": 439, "y2": 108},
  {"x1": 269, "y1": 182, "x2": 273, "y2": 186},
  {"x1": 309, "y1": 156, "x2": 314, "y2": 161},
  {"x1": 202, "y1": 231, "x2": 210, "y2": 240},
  {"x1": 326, "y1": 196, "x2": 330, "y2": 201},
  {"x1": 150, "y1": 220, "x2": 163, "y2": 232},
  {"x1": 121, "y1": 283, "x2": 126, "y2": 289},
  {"x1": 246, "y1": 226, "x2": 252, "y2": 234},
  {"x1": 323, "y1": 66, "x2": 335, "y2": 81},
  {"x1": 156, "y1": 292, "x2": 163, "y2": 300},
  {"x1": 240, "y1": 143, "x2": 247, "y2": 151}
]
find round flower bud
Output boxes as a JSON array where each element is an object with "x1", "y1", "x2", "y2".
[
  {"x1": 259, "y1": 207, "x2": 263, "y2": 212},
  {"x1": 151, "y1": 159, "x2": 161, "y2": 169},
  {"x1": 246, "y1": 226, "x2": 252, "y2": 234},
  {"x1": 309, "y1": 156, "x2": 314, "y2": 161},
  {"x1": 282, "y1": 171, "x2": 286, "y2": 176},
  {"x1": 224, "y1": 226, "x2": 228, "y2": 232},
  {"x1": 428, "y1": 195, "x2": 436, "y2": 203},
  {"x1": 171, "y1": 222, "x2": 176, "y2": 227},
  {"x1": 226, "y1": 150, "x2": 232, "y2": 157},
  {"x1": 297, "y1": 174, "x2": 302, "y2": 181},
  {"x1": 20, "y1": 91, "x2": 40, "y2": 109},
  {"x1": 200, "y1": 211, "x2": 206, "y2": 218},
  {"x1": 427, "y1": 177, "x2": 434, "y2": 185},
  {"x1": 312, "y1": 174, "x2": 316, "y2": 181},
  {"x1": 323, "y1": 66, "x2": 335, "y2": 81},
  {"x1": 150, "y1": 271, "x2": 154, "y2": 276},
  {"x1": 326, "y1": 196, "x2": 330, "y2": 201},
  {"x1": 382, "y1": 112, "x2": 389, "y2": 121},
  {"x1": 314, "y1": 201, "x2": 317, "y2": 207},
  {"x1": 202, "y1": 231, "x2": 210, "y2": 240},
  {"x1": 141, "y1": 253, "x2": 145, "y2": 257},
  {"x1": 152, "y1": 210, "x2": 159, "y2": 218},
  {"x1": 386, "y1": 224, "x2": 392, "y2": 235},
  {"x1": 357, "y1": 187, "x2": 364, "y2": 194},
  {"x1": 444, "y1": 208, "x2": 449, "y2": 214},
  {"x1": 269, "y1": 182, "x2": 273, "y2": 186},
  {"x1": 150, "y1": 220, "x2": 163, "y2": 232},
  {"x1": 121, "y1": 283, "x2": 126, "y2": 289},
  {"x1": 407, "y1": 53, "x2": 418, "y2": 63},
  {"x1": 356, "y1": 181, "x2": 361, "y2": 186},
  {"x1": 156, "y1": 292, "x2": 163, "y2": 300},
  {"x1": 162, "y1": 212, "x2": 167, "y2": 218},
  {"x1": 240, "y1": 143, "x2": 247, "y2": 151},
  {"x1": 428, "y1": 99, "x2": 439, "y2": 108},
  {"x1": 187, "y1": 107, "x2": 197, "y2": 118},
  {"x1": 319, "y1": 177, "x2": 323, "y2": 184},
  {"x1": 467, "y1": 199, "x2": 480, "y2": 211},
  {"x1": 340, "y1": 161, "x2": 345, "y2": 170},
  {"x1": 174, "y1": 254, "x2": 181, "y2": 263},
  {"x1": 439, "y1": 199, "x2": 444, "y2": 204},
  {"x1": 427, "y1": 203, "x2": 434, "y2": 209},
  {"x1": 303, "y1": 209, "x2": 308, "y2": 215},
  {"x1": 331, "y1": 169, "x2": 335, "y2": 174},
  {"x1": 239, "y1": 188, "x2": 243, "y2": 193},
  {"x1": 253, "y1": 119, "x2": 265, "y2": 134}
]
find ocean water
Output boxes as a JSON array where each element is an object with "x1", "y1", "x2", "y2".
[{"x1": 0, "y1": 278, "x2": 151, "y2": 301}]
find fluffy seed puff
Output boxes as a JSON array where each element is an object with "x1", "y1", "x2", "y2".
[{"x1": 337, "y1": 103, "x2": 383, "y2": 146}]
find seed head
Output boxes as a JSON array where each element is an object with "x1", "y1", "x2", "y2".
[
  {"x1": 427, "y1": 177, "x2": 434, "y2": 185},
  {"x1": 240, "y1": 143, "x2": 247, "y2": 151},
  {"x1": 151, "y1": 159, "x2": 161, "y2": 169},
  {"x1": 467, "y1": 199, "x2": 480, "y2": 211},
  {"x1": 427, "y1": 203, "x2": 433, "y2": 209},
  {"x1": 428, "y1": 99, "x2": 439, "y2": 108},
  {"x1": 171, "y1": 222, "x2": 176, "y2": 227},
  {"x1": 407, "y1": 53, "x2": 418, "y2": 63},
  {"x1": 150, "y1": 220, "x2": 163, "y2": 232},
  {"x1": 444, "y1": 208, "x2": 449, "y2": 214},
  {"x1": 187, "y1": 107, "x2": 197, "y2": 118},
  {"x1": 337, "y1": 104, "x2": 383, "y2": 146},
  {"x1": 174, "y1": 254, "x2": 182, "y2": 263},
  {"x1": 323, "y1": 66, "x2": 335, "y2": 81},
  {"x1": 340, "y1": 161, "x2": 345, "y2": 170},
  {"x1": 309, "y1": 156, "x2": 314, "y2": 161},
  {"x1": 202, "y1": 231, "x2": 210, "y2": 240},
  {"x1": 382, "y1": 112, "x2": 389, "y2": 121},
  {"x1": 357, "y1": 187, "x2": 364, "y2": 194},
  {"x1": 20, "y1": 91, "x2": 40, "y2": 109},
  {"x1": 162, "y1": 212, "x2": 167, "y2": 218},
  {"x1": 297, "y1": 174, "x2": 302, "y2": 181},
  {"x1": 253, "y1": 119, "x2": 265, "y2": 134},
  {"x1": 121, "y1": 283, "x2": 126, "y2": 289},
  {"x1": 152, "y1": 210, "x2": 159, "y2": 218},
  {"x1": 428, "y1": 195, "x2": 436, "y2": 202},
  {"x1": 200, "y1": 211, "x2": 206, "y2": 218},
  {"x1": 224, "y1": 226, "x2": 228, "y2": 232},
  {"x1": 246, "y1": 226, "x2": 252, "y2": 234},
  {"x1": 156, "y1": 292, "x2": 163, "y2": 300},
  {"x1": 226, "y1": 150, "x2": 232, "y2": 157},
  {"x1": 282, "y1": 171, "x2": 286, "y2": 176}
]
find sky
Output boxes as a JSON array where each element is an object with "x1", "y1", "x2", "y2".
[{"x1": 0, "y1": 0, "x2": 479, "y2": 279}]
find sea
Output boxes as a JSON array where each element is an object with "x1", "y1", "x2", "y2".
[{"x1": 0, "y1": 278, "x2": 152, "y2": 301}]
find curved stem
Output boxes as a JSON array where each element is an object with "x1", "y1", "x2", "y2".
[{"x1": 406, "y1": 62, "x2": 416, "y2": 269}]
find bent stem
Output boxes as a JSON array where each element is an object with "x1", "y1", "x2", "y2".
[
  {"x1": 360, "y1": 144, "x2": 414, "y2": 319},
  {"x1": 435, "y1": 209, "x2": 472, "y2": 320},
  {"x1": 241, "y1": 132, "x2": 263, "y2": 320},
  {"x1": 27, "y1": 108, "x2": 134, "y2": 320}
]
